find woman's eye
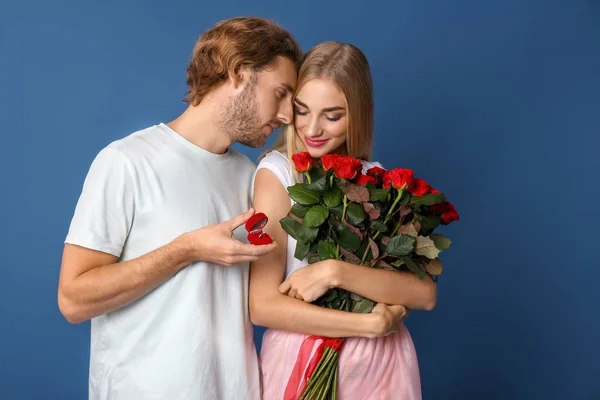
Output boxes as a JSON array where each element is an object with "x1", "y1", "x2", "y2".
[
  {"x1": 294, "y1": 108, "x2": 308, "y2": 116},
  {"x1": 325, "y1": 115, "x2": 342, "y2": 122}
]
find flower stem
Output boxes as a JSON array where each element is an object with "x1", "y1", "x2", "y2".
[
  {"x1": 331, "y1": 365, "x2": 338, "y2": 400},
  {"x1": 360, "y1": 239, "x2": 371, "y2": 266},
  {"x1": 300, "y1": 348, "x2": 335, "y2": 399},
  {"x1": 304, "y1": 171, "x2": 313, "y2": 184},
  {"x1": 363, "y1": 189, "x2": 404, "y2": 263},
  {"x1": 385, "y1": 189, "x2": 404, "y2": 224}
]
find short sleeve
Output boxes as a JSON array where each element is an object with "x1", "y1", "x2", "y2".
[
  {"x1": 65, "y1": 146, "x2": 136, "y2": 257},
  {"x1": 251, "y1": 151, "x2": 293, "y2": 203}
]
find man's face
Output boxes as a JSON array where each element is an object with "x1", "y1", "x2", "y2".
[{"x1": 220, "y1": 56, "x2": 297, "y2": 148}]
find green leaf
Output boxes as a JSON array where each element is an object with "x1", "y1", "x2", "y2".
[
  {"x1": 386, "y1": 234, "x2": 416, "y2": 256},
  {"x1": 346, "y1": 203, "x2": 366, "y2": 225},
  {"x1": 308, "y1": 166, "x2": 326, "y2": 181},
  {"x1": 308, "y1": 254, "x2": 321, "y2": 264},
  {"x1": 290, "y1": 203, "x2": 311, "y2": 218},
  {"x1": 374, "y1": 260, "x2": 396, "y2": 271},
  {"x1": 304, "y1": 205, "x2": 329, "y2": 227},
  {"x1": 334, "y1": 223, "x2": 362, "y2": 251},
  {"x1": 398, "y1": 222, "x2": 419, "y2": 237},
  {"x1": 350, "y1": 292, "x2": 363, "y2": 302},
  {"x1": 294, "y1": 240, "x2": 310, "y2": 260},
  {"x1": 323, "y1": 186, "x2": 342, "y2": 208},
  {"x1": 339, "y1": 247, "x2": 362, "y2": 264},
  {"x1": 415, "y1": 213, "x2": 442, "y2": 231},
  {"x1": 368, "y1": 187, "x2": 390, "y2": 202},
  {"x1": 280, "y1": 217, "x2": 301, "y2": 240},
  {"x1": 372, "y1": 220, "x2": 389, "y2": 233},
  {"x1": 318, "y1": 240, "x2": 338, "y2": 260},
  {"x1": 306, "y1": 167, "x2": 327, "y2": 191},
  {"x1": 399, "y1": 190, "x2": 410, "y2": 205},
  {"x1": 430, "y1": 234, "x2": 452, "y2": 250},
  {"x1": 342, "y1": 184, "x2": 370, "y2": 203},
  {"x1": 325, "y1": 289, "x2": 339, "y2": 302},
  {"x1": 426, "y1": 258, "x2": 443, "y2": 275},
  {"x1": 352, "y1": 298, "x2": 375, "y2": 314},
  {"x1": 297, "y1": 225, "x2": 319, "y2": 243},
  {"x1": 415, "y1": 235, "x2": 441, "y2": 259},
  {"x1": 363, "y1": 203, "x2": 381, "y2": 220},
  {"x1": 411, "y1": 192, "x2": 446, "y2": 206},
  {"x1": 402, "y1": 256, "x2": 427, "y2": 279},
  {"x1": 287, "y1": 184, "x2": 320, "y2": 205}
]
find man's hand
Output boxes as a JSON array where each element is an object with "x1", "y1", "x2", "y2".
[
  {"x1": 278, "y1": 260, "x2": 339, "y2": 302},
  {"x1": 178, "y1": 209, "x2": 278, "y2": 266},
  {"x1": 369, "y1": 303, "x2": 410, "y2": 337}
]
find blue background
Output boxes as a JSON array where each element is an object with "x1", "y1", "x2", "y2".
[{"x1": 1, "y1": 0, "x2": 598, "y2": 399}]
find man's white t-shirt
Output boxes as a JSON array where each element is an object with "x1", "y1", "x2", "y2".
[{"x1": 65, "y1": 123, "x2": 261, "y2": 400}]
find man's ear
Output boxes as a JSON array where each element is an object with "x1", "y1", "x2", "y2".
[{"x1": 228, "y1": 66, "x2": 251, "y2": 89}]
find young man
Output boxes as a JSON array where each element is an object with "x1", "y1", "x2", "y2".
[{"x1": 58, "y1": 17, "x2": 302, "y2": 400}]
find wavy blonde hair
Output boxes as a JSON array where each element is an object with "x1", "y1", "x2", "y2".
[{"x1": 261, "y1": 41, "x2": 374, "y2": 170}]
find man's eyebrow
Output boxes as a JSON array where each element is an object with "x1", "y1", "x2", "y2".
[{"x1": 283, "y1": 84, "x2": 295, "y2": 94}]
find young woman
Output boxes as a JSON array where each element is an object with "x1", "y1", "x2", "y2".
[{"x1": 250, "y1": 41, "x2": 436, "y2": 399}]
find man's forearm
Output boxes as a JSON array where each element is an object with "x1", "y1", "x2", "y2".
[{"x1": 59, "y1": 239, "x2": 191, "y2": 323}]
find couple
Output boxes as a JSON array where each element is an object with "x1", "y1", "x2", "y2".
[{"x1": 58, "y1": 17, "x2": 436, "y2": 400}]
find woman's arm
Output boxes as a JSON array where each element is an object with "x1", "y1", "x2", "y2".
[
  {"x1": 249, "y1": 168, "x2": 407, "y2": 338},
  {"x1": 280, "y1": 260, "x2": 437, "y2": 310}
]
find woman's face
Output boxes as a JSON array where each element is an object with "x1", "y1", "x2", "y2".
[{"x1": 294, "y1": 78, "x2": 348, "y2": 158}]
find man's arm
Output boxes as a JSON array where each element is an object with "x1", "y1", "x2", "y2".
[{"x1": 58, "y1": 209, "x2": 277, "y2": 324}]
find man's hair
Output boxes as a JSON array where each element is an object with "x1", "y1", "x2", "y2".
[{"x1": 184, "y1": 17, "x2": 302, "y2": 106}]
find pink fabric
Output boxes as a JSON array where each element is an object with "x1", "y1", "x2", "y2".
[{"x1": 260, "y1": 326, "x2": 422, "y2": 400}]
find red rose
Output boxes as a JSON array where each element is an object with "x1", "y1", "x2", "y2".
[
  {"x1": 383, "y1": 168, "x2": 414, "y2": 190},
  {"x1": 321, "y1": 154, "x2": 341, "y2": 171},
  {"x1": 291, "y1": 152, "x2": 314, "y2": 173},
  {"x1": 441, "y1": 203, "x2": 459, "y2": 225},
  {"x1": 428, "y1": 201, "x2": 459, "y2": 224},
  {"x1": 366, "y1": 166, "x2": 387, "y2": 177},
  {"x1": 332, "y1": 156, "x2": 363, "y2": 180},
  {"x1": 409, "y1": 178, "x2": 432, "y2": 197},
  {"x1": 430, "y1": 188, "x2": 441, "y2": 194},
  {"x1": 355, "y1": 173, "x2": 379, "y2": 185},
  {"x1": 428, "y1": 201, "x2": 449, "y2": 215}
]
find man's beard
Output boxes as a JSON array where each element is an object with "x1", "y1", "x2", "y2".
[{"x1": 220, "y1": 74, "x2": 267, "y2": 148}]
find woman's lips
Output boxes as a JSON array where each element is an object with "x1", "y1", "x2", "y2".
[{"x1": 305, "y1": 137, "x2": 330, "y2": 147}]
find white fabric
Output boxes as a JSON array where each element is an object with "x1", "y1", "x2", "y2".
[
  {"x1": 65, "y1": 123, "x2": 260, "y2": 400},
  {"x1": 255, "y1": 150, "x2": 382, "y2": 279}
]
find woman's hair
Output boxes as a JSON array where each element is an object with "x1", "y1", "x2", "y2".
[
  {"x1": 184, "y1": 17, "x2": 302, "y2": 106},
  {"x1": 262, "y1": 41, "x2": 374, "y2": 165}
]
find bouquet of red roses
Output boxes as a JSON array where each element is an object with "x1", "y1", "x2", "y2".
[{"x1": 279, "y1": 152, "x2": 459, "y2": 400}]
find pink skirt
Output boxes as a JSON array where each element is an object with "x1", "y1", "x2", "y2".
[{"x1": 259, "y1": 325, "x2": 422, "y2": 400}]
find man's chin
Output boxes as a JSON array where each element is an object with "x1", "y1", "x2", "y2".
[{"x1": 238, "y1": 136, "x2": 267, "y2": 149}]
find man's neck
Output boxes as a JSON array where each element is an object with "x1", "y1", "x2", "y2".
[{"x1": 166, "y1": 97, "x2": 232, "y2": 155}]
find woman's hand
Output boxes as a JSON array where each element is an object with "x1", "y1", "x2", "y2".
[
  {"x1": 278, "y1": 259, "x2": 340, "y2": 302},
  {"x1": 369, "y1": 303, "x2": 410, "y2": 337}
]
